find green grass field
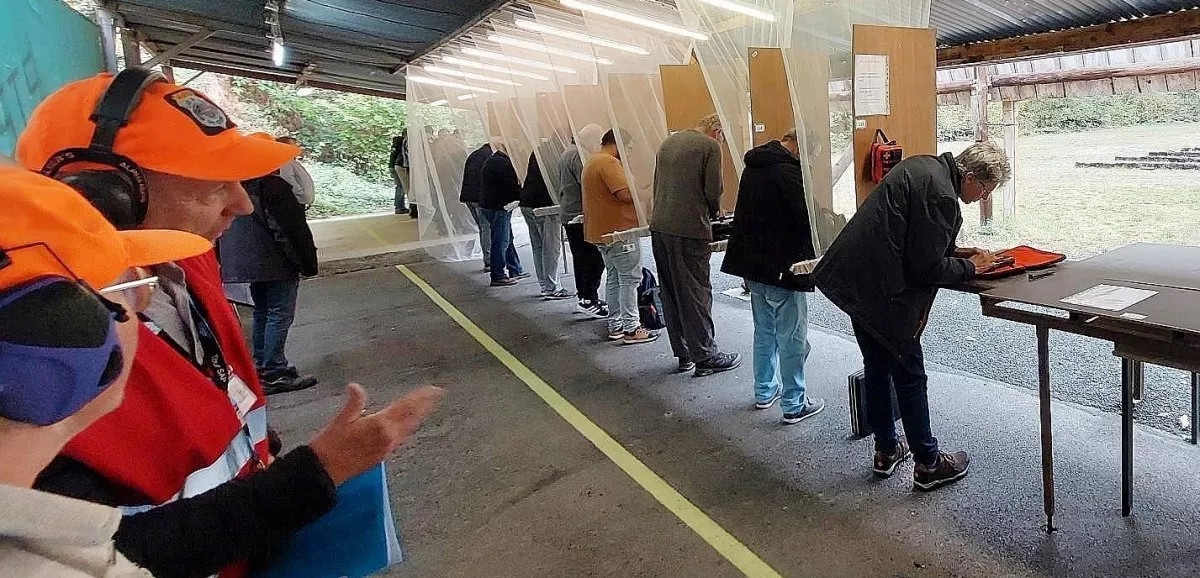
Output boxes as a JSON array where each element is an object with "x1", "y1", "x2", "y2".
[{"x1": 955, "y1": 123, "x2": 1200, "y2": 258}]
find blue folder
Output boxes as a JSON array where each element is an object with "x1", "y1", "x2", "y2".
[{"x1": 254, "y1": 463, "x2": 404, "y2": 578}]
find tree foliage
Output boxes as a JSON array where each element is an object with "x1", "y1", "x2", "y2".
[{"x1": 230, "y1": 78, "x2": 406, "y2": 183}]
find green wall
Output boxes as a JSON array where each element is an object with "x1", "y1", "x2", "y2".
[{"x1": 1, "y1": 0, "x2": 105, "y2": 156}]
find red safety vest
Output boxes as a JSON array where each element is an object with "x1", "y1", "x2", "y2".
[{"x1": 63, "y1": 251, "x2": 270, "y2": 578}]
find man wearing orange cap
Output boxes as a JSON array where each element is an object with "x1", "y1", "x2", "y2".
[
  {"x1": 17, "y1": 69, "x2": 443, "y2": 577},
  {"x1": 0, "y1": 163, "x2": 212, "y2": 576}
]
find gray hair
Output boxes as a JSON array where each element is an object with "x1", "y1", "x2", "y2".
[
  {"x1": 955, "y1": 141, "x2": 1011, "y2": 187},
  {"x1": 781, "y1": 128, "x2": 797, "y2": 142},
  {"x1": 697, "y1": 112, "x2": 722, "y2": 133}
]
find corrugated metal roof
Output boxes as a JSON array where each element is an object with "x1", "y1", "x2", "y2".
[
  {"x1": 117, "y1": 0, "x2": 1200, "y2": 99},
  {"x1": 931, "y1": 0, "x2": 1200, "y2": 47},
  {"x1": 117, "y1": 0, "x2": 509, "y2": 100}
]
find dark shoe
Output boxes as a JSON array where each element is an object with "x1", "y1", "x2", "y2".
[
  {"x1": 484, "y1": 264, "x2": 492, "y2": 273},
  {"x1": 694, "y1": 352, "x2": 742, "y2": 377},
  {"x1": 873, "y1": 437, "x2": 912, "y2": 478},
  {"x1": 510, "y1": 271, "x2": 531, "y2": 280},
  {"x1": 491, "y1": 277, "x2": 518, "y2": 287},
  {"x1": 621, "y1": 327, "x2": 659, "y2": 345},
  {"x1": 754, "y1": 388, "x2": 781, "y2": 410},
  {"x1": 262, "y1": 373, "x2": 319, "y2": 396},
  {"x1": 678, "y1": 357, "x2": 696, "y2": 373},
  {"x1": 913, "y1": 451, "x2": 971, "y2": 492},
  {"x1": 593, "y1": 303, "x2": 610, "y2": 318},
  {"x1": 544, "y1": 288, "x2": 574, "y2": 300},
  {"x1": 782, "y1": 398, "x2": 825, "y2": 424}
]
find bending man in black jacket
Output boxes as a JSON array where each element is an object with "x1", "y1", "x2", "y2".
[
  {"x1": 813, "y1": 141, "x2": 1011, "y2": 491},
  {"x1": 721, "y1": 129, "x2": 825, "y2": 425},
  {"x1": 480, "y1": 141, "x2": 528, "y2": 286},
  {"x1": 220, "y1": 171, "x2": 319, "y2": 395},
  {"x1": 460, "y1": 142, "x2": 493, "y2": 271}
]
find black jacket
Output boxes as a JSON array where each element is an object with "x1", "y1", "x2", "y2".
[
  {"x1": 812, "y1": 152, "x2": 975, "y2": 358},
  {"x1": 36, "y1": 447, "x2": 336, "y2": 578},
  {"x1": 519, "y1": 152, "x2": 554, "y2": 209},
  {"x1": 459, "y1": 143, "x2": 492, "y2": 203},
  {"x1": 220, "y1": 175, "x2": 318, "y2": 281},
  {"x1": 721, "y1": 140, "x2": 815, "y2": 292},
  {"x1": 479, "y1": 150, "x2": 521, "y2": 211}
]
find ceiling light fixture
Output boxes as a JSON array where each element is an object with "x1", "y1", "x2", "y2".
[
  {"x1": 694, "y1": 0, "x2": 776, "y2": 22},
  {"x1": 408, "y1": 74, "x2": 499, "y2": 94},
  {"x1": 560, "y1": 0, "x2": 709, "y2": 41},
  {"x1": 514, "y1": 19, "x2": 651, "y2": 56},
  {"x1": 429, "y1": 99, "x2": 449, "y2": 106},
  {"x1": 440, "y1": 56, "x2": 551, "y2": 81},
  {"x1": 457, "y1": 93, "x2": 478, "y2": 100},
  {"x1": 461, "y1": 47, "x2": 578, "y2": 74},
  {"x1": 488, "y1": 33, "x2": 613, "y2": 65},
  {"x1": 422, "y1": 65, "x2": 522, "y2": 86}
]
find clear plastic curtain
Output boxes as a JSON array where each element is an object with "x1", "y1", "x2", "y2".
[
  {"x1": 405, "y1": 79, "x2": 490, "y2": 261},
  {"x1": 675, "y1": 0, "x2": 931, "y2": 256}
]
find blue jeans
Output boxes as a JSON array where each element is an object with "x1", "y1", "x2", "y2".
[
  {"x1": 466, "y1": 202, "x2": 491, "y2": 264},
  {"x1": 597, "y1": 240, "x2": 642, "y2": 334},
  {"x1": 482, "y1": 208, "x2": 523, "y2": 281},
  {"x1": 521, "y1": 208, "x2": 563, "y2": 293},
  {"x1": 852, "y1": 321, "x2": 939, "y2": 465},
  {"x1": 748, "y1": 281, "x2": 810, "y2": 414},
  {"x1": 250, "y1": 279, "x2": 300, "y2": 375}
]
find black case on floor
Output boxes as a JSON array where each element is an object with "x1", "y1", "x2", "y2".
[{"x1": 848, "y1": 369, "x2": 900, "y2": 439}]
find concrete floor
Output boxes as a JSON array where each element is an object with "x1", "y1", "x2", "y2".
[{"x1": 269, "y1": 240, "x2": 1200, "y2": 577}]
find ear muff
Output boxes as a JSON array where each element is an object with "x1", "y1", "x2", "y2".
[
  {"x1": 0, "y1": 277, "x2": 123, "y2": 426},
  {"x1": 40, "y1": 67, "x2": 165, "y2": 230}
]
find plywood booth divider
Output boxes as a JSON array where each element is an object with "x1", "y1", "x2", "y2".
[
  {"x1": 659, "y1": 56, "x2": 740, "y2": 213},
  {"x1": 851, "y1": 24, "x2": 938, "y2": 204}
]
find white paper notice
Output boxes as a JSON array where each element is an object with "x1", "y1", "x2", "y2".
[
  {"x1": 854, "y1": 54, "x2": 890, "y2": 116},
  {"x1": 1060, "y1": 284, "x2": 1157, "y2": 312}
]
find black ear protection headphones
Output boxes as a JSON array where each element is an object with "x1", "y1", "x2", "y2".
[{"x1": 40, "y1": 67, "x2": 166, "y2": 231}]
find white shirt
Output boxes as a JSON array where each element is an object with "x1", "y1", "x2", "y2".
[
  {"x1": 0, "y1": 484, "x2": 153, "y2": 577},
  {"x1": 278, "y1": 160, "x2": 315, "y2": 206}
]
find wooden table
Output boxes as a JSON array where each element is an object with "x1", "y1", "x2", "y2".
[{"x1": 962, "y1": 243, "x2": 1200, "y2": 530}]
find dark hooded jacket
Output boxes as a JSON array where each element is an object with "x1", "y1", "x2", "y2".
[
  {"x1": 812, "y1": 152, "x2": 976, "y2": 358},
  {"x1": 459, "y1": 143, "x2": 492, "y2": 204},
  {"x1": 479, "y1": 150, "x2": 521, "y2": 211},
  {"x1": 720, "y1": 140, "x2": 815, "y2": 292}
]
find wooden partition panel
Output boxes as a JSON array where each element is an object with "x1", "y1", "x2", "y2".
[
  {"x1": 659, "y1": 56, "x2": 739, "y2": 213},
  {"x1": 562, "y1": 84, "x2": 609, "y2": 137},
  {"x1": 748, "y1": 48, "x2": 793, "y2": 148},
  {"x1": 852, "y1": 25, "x2": 937, "y2": 203},
  {"x1": 536, "y1": 92, "x2": 570, "y2": 139}
]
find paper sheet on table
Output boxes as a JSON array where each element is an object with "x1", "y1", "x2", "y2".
[
  {"x1": 1060, "y1": 284, "x2": 1157, "y2": 312},
  {"x1": 853, "y1": 54, "x2": 890, "y2": 116}
]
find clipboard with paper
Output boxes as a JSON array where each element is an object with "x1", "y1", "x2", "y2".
[{"x1": 253, "y1": 462, "x2": 404, "y2": 578}]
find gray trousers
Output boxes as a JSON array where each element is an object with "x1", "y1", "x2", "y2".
[{"x1": 651, "y1": 231, "x2": 718, "y2": 362}]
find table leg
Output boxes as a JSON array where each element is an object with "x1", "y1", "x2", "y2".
[
  {"x1": 1132, "y1": 360, "x2": 1145, "y2": 404},
  {"x1": 1122, "y1": 358, "x2": 1135, "y2": 517},
  {"x1": 1191, "y1": 373, "x2": 1198, "y2": 446},
  {"x1": 1037, "y1": 326, "x2": 1056, "y2": 532}
]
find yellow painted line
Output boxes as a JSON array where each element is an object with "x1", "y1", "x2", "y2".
[{"x1": 395, "y1": 264, "x2": 783, "y2": 578}]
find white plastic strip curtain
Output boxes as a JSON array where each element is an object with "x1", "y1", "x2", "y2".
[
  {"x1": 405, "y1": 74, "x2": 493, "y2": 261},
  {"x1": 675, "y1": 0, "x2": 930, "y2": 256},
  {"x1": 567, "y1": 1, "x2": 694, "y2": 227}
]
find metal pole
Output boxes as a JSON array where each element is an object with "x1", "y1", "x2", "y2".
[
  {"x1": 1037, "y1": 325, "x2": 1056, "y2": 532},
  {"x1": 95, "y1": 8, "x2": 120, "y2": 73},
  {"x1": 1121, "y1": 358, "x2": 1135, "y2": 517},
  {"x1": 1191, "y1": 372, "x2": 1198, "y2": 445}
]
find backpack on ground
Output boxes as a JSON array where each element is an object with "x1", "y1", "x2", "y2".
[{"x1": 637, "y1": 268, "x2": 666, "y2": 330}]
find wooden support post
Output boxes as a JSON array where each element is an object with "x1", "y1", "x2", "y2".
[
  {"x1": 1002, "y1": 100, "x2": 1019, "y2": 218},
  {"x1": 120, "y1": 26, "x2": 142, "y2": 67},
  {"x1": 973, "y1": 65, "x2": 993, "y2": 225}
]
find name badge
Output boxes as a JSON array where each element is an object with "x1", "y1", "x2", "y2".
[{"x1": 226, "y1": 372, "x2": 257, "y2": 424}]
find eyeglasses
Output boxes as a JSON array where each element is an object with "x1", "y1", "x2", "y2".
[
  {"x1": 1, "y1": 242, "x2": 158, "y2": 317},
  {"x1": 98, "y1": 268, "x2": 158, "y2": 314}
]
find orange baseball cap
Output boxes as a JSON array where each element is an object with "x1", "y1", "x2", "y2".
[
  {"x1": 15, "y1": 72, "x2": 298, "y2": 182},
  {"x1": 0, "y1": 166, "x2": 213, "y2": 291}
]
